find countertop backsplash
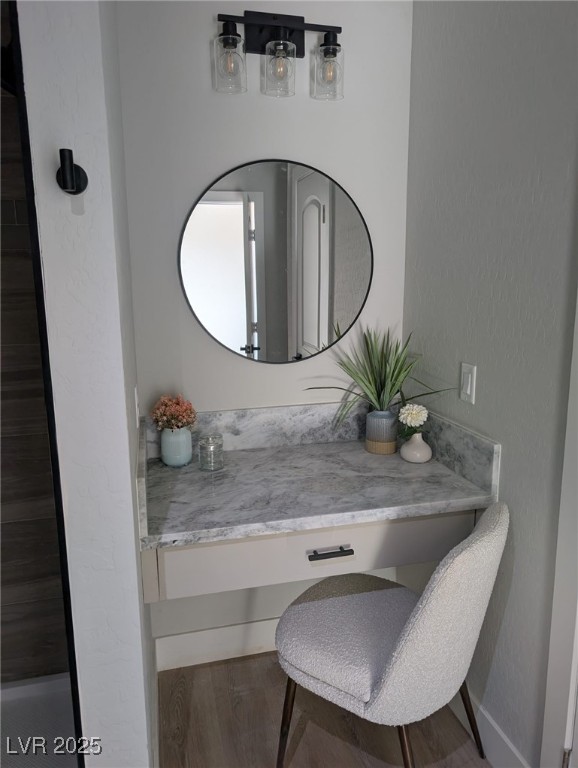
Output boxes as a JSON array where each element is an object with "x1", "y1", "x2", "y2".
[
  {"x1": 145, "y1": 403, "x2": 500, "y2": 497},
  {"x1": 423, "y1": 415, "x2": 500, "y2": 495},
  {"x1": 145, "y1": 402, "x2": 368, "y2": 456}
]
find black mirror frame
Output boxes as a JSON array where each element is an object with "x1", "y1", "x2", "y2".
[{"x1": 177, "y1": 158, "x2": 374, "y2": 364}]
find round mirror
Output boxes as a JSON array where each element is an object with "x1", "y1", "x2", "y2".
[{"x1": 179, "y1": 160, "x2": 373, "y2": 363}]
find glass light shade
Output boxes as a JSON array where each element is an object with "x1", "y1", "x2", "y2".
[
  {"x1": 214, "y1": 34, "x2": 247, "y2": 94},
  {"x1": 312, "y1": 42, "x2": 344, "y2": 101},
  {"x1": 264, "y1": 39, "x2": 296, "y2": 98}
]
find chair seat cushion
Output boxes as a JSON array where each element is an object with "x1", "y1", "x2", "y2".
[{"x1": 276, "y1": 573, "x2": 418, "y2": 704}]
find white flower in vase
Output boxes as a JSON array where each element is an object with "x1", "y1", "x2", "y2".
[
  {"x1": 398, "y1": 404, "x2": 432, "y2": 463},
  {"x1": 398, "y1": 404, "x2": 429, "y2": 432}
]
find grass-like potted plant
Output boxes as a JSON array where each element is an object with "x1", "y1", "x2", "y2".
[{"x1": 309, "y1": 327, "x2": 447, "y2": 454}]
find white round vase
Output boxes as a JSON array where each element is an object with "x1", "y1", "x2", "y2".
[
  {"x1": 400, "y1": 433, "x2": 432, "y2": 464},
  {"x1": 161, "y1": 427, "x2": 192, "y2": 467}
]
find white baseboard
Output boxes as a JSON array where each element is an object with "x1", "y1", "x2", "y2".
[
  {"x1": 450, "y1": 693, "x2": 530, "y2": 768},
  {"x1": 156, "y1": 618, "x2": 278, "y2": 671}
]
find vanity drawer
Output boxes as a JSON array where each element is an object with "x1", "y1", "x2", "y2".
[{"x1": 157, "y1": 511, "x2": 474, "y2": 600}]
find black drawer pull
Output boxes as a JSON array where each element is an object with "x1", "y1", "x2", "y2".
[{"x1": 308, "y1": 546, "x2": 354, "y2": 562}]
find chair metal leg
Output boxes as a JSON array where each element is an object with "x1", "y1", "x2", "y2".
[
  {"x1": 397, "y1": 724, "x2": 415, "y2": 768},
  {"x1": 460, "y1": 681, "x2": 485, "y2": 759},
  {"x1": 276, "y1": 677, "x2": 297, "y2": 768}
]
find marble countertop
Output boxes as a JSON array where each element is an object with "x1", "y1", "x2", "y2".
[{"x1": 139, "y1": 440, "x2": 496, "y2": 550}]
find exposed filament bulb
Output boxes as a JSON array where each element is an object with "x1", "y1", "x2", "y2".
[
  {"x1": 319, "y1": 56, "x2": 341, "y2": 85},
  {"x1": 224, "y1": 51, "x2": 237, "y2": 75},
  {"x1": 214, "y1": 24, "x2": 246, "y2": 94},
  {"x1": 219, "y1": 48, "x2": 243, "y2": 79},
  {"x1": 265, "y1": 34, "x2": 295, "y2": 96},
  {"x1": 270, "y1": 52, "x2": 291, "y2": 82}
]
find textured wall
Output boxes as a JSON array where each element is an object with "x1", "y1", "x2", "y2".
[
  {"x1": 404, "y1": 3, "x2": 578, "y2": 764},
  {"x1": 116, "y1": 1, "x2": 413, "y2": 413},
  {"x1": 18, "y1": 3, "x2": 151, "y2": 765},
  {"x1": 98, "y1": 3, "x2": 158, "y2": 762}
]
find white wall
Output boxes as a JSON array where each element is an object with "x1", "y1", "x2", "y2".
[
  {"x1": 116, "y1": 1, "x2": 413, "y2": 413},
  {"x1": 18, "y1": 3, "x2": 152, "y2": 765},
  {"x1": 541, "y1": 291, "x2": 578, "y2": 767},
  {"x1": 404, "y1": 3, "x2": 578, "y2": 765}
]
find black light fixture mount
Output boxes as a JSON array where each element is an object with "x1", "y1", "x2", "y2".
[{"x1": 216, "y1": 11, "x2": 342, "y2": 59}]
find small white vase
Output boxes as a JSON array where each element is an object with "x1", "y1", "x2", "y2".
[
  {"x1": 161, "y1": 427, "x2": 192, "y2": 467},
  {"x1": 400, "y1": 433, "x2": 432, "y2": 464}
]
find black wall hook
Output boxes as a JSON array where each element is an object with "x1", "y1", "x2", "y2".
[{"x1": 56, "y1": 148, "x2": 88, "y2": 195}]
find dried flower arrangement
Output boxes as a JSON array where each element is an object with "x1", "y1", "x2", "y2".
[{"x1": 151, "y1": 394, "x2": 197, "y2": 432}]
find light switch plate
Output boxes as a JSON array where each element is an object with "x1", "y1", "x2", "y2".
[{"x1": 460, "y1": 363, "x2": 477, "y2": 404}]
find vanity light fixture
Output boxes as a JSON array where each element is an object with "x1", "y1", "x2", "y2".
[
  {"x1": 214, "y1": 21, "x2": 247, "y2": 94},
  {"x1": 214, "y1": 11, "x2": 342, "y2": 99},
  {"x1": 264, "y1": 27, "x2": 296, "y2": 98},
  {"x1": 312, "y1": 31, "x2": 344, "y2": 101}
]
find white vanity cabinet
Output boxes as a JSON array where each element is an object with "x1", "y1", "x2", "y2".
[
  {"x1": 138, "y1": 436, "x2": 497, "y2": 603},
  {"x1": 149, "y1": 510, "x2": 475, "y2": 602},
  {"x1": 137, "y1": 426, "x2": 499, "y2": 669}
]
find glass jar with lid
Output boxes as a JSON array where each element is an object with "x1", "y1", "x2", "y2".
[{"x1": 198, "y1": 434, "x2": 224, "y2": 471}]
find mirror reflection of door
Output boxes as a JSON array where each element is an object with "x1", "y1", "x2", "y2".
[
  {"x1": 178, "y1": 161, "x2": 372, "y2": 363},
  {"x1": 180, "y1": 192, "x2": 265, "y2": 359},
  {"x1": 288, "y1": 167, "x2": 331, "y2": 359}
]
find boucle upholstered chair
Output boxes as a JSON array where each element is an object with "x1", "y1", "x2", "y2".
[{"x1": 275, "y1": 502, "x2": 509, "y2": 768}]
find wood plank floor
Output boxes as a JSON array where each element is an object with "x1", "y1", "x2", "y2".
[{"x1": 158, "y1": 652, "x2": 490, "y2": 768}]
